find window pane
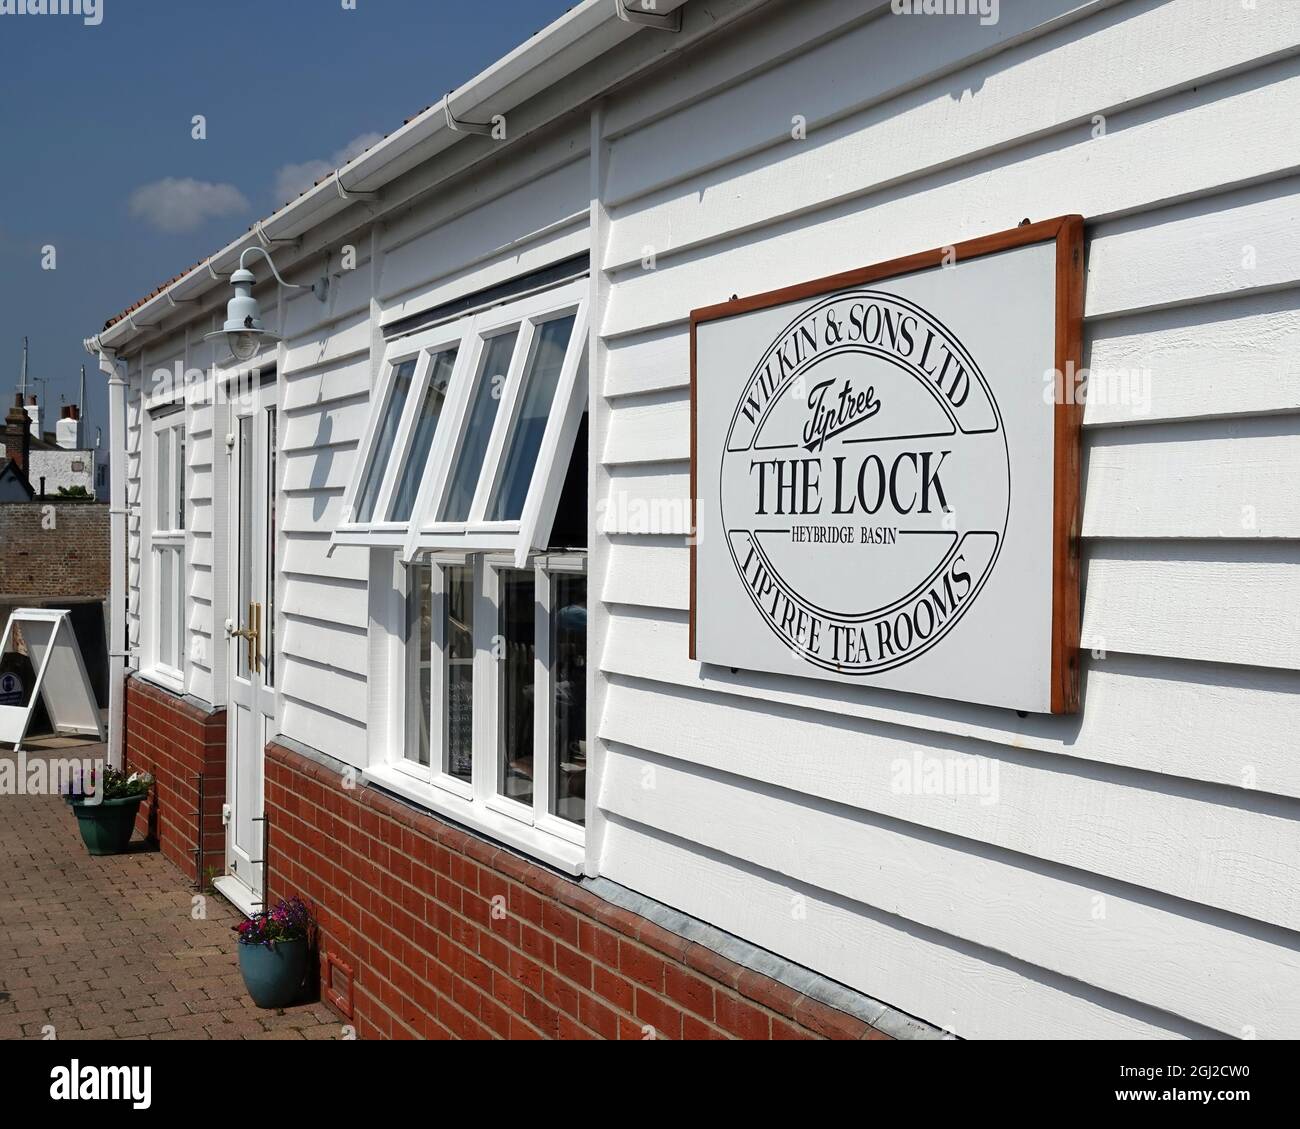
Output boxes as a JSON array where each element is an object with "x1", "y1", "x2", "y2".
[
  {"x1": 238, "y1": 415, "x2": 253, "y2": 679},
  {"x1": 440, "y1": 331, "x2": 518, "y2": 522},
  {"x1": 158, "y1": 549, "x2": 175, "y2": 671},
  {"x1": 550, "y1": 573, "x2": 586, "y2": 825},
  {"x1": 497, "y1": 568, "x2": 534, "y2": 806},
  {"x1": 388, "y1": 348, "x2": 457, "y2": 522},
  {"x1": 176, "y1": 428, "x2": 186, "y2": 531},
  {"x1": 265, "y1": 410, "x2": 277, "y2": 687},
  {"x1": 443, "y1": 564, "x2": 474, "y2": 781},
  {"x1": 406, "y1": 564, "x2": 432, "y2": 769},
  {"x1": 175, "y1": 547, "x2": 186, "y2": 672},
  {"x1": 156, "y1": 429, "x2": 171, "y2": 532},
  {"x1": 354, "y1": 359, "x2": 417, "y2": 523},
  {"x1": 487, "y1": 316, "x2": 576, "y2": 522}
]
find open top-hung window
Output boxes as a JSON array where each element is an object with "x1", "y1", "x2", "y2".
[{"x1": 337, "y1": 280, "x2": 588, "y2": 565}]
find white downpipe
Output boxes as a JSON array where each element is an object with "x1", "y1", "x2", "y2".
[{"x1": 96, "y1": 343, "x2": 130, "y2": 771}]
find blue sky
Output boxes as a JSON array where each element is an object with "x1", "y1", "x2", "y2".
[{"x1": 0, "y1": 0, "x2": 576, "y2": 443}]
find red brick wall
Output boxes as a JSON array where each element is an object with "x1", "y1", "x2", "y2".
[
  {"x1": 124, "y1": 676, "x2": 226, "y2": 883},
  {"x1": 266, "y1": 741, "x2": 890, "y2": 1041},
  {"x1": 0, "y1": 502, "x2": 108, "y2": 600}
]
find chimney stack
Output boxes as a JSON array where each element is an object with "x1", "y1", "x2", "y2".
[
  {"x1": 4, "y1": 393, "x2": 32, "y2": 474},
  {"x1": 24, "y1": 395, "x2": 39, "y2": 438},
  {"x1": 57, "y1": 404, "x2": 79, "y2": 450}
]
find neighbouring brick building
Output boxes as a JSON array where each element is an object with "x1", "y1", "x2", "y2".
[{"x1": 0, "y1": 391, "x2": 111, "y2": 712}]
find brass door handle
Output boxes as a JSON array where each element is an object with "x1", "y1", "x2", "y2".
[{"x1": 232, "y1": 602, "x2": 262, "y2": 674}]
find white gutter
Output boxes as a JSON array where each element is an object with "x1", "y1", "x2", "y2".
[
  {"x1": 82, "y1": 0, "x2": 690, "y2": 361},
  {"x1": 93, "y1": 343, "x2": 130, "y2": 771}
]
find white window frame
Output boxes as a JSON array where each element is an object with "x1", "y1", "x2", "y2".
[
  {"x1": 145, "y1": 408, "x2": 187, "y2": 690},
  {"x1": 336, "y1": 279, "x2": 588, "y2": 567},
  {"x1": 364, "y1": 550, "x2": 588, "y2": 873}
]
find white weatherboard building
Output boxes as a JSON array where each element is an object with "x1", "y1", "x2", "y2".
[{"x1": 86, "y1": 0, "x2": 1300, "y2": 1040}]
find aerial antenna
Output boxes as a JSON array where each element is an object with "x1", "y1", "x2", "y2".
[{"x1": 78, "y1": 365, "x2": 87, "y2": 447}]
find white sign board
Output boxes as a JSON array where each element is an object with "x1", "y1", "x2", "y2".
[
  {"x1": 0, "y1": 608, "x2": 106, "y2": 749},
  {"x1": 691, "y1": 218, "x2": 1083, "y2": 714}
]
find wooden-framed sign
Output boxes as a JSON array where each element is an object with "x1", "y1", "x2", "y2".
[{"x1": 690, "y1": 216, "x2": 1084, "y2": 714}]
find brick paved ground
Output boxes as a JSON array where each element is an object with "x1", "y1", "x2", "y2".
[{"x1": 0, "y1": 745, "x2": 344, "y2": 1040}]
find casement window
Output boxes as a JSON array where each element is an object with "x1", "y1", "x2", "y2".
[
  {"x1": 357, "y1": 277, "x2": 590, "y2": 870},
  {"x1": 376, "y1": 551, "x2": 587, "y2": 869},
  {"x1": 337, "y1": 279, "x2": 588, "y2": 566},
  {"x1": 147, "y1": 409, "x2": 187, "y2": 687}
]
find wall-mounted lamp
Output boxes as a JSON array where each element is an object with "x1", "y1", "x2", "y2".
[{"x1": 205, "y1": 246, "x2": 328, "y2": 362}]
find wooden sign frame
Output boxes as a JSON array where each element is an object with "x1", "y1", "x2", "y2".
[{"x1": 689, "y1": 215, "x2": 1085, "y2": 714}]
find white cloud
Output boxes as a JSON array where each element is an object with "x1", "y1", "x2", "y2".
[
  {"x1": 128, "y1": 177, "x2": 250, "y2": 234},
  {"x1": 272, "y1": 132, "x2": 385, "y2": 204}
]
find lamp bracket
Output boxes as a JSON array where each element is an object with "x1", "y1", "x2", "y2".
[{"x1": 615, "y1": 0, "x2": 682, "y2": 31}]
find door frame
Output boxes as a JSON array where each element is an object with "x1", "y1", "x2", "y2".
[{"x1": 213, "y1": 362, "x2": 281, "y2": 917}]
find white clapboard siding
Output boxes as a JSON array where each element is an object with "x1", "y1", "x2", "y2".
[
  {"x1": 601, "y1": 391, "x2": 689, "y2": 466},
  {"x1": 281, "y1": 309, "x2": 371, "y2": 373},
  {"x1": 281, "y1": 255, "x2": 372, "y2": 342},
  {"x1": 599, "y1": 818, "x2": 1209, "y2": 1040},
  {"x1": 1083, "y1": 293, "x2": 1300, "y2": 426},
  {"x1": 381, "y1": 157, "x2": 590, "y2": 305},
  {"x1": 281, "y1": 356, "x2": 373, "y2": 412},
  {"x1": 281, "y1": 490, "x2": 349, "y2": 534},
  {"x1": 601, "y1": 607, "x2": 1300, "y2": 801},
  {"x1": 602, "y1": 0, "x2": 1103, "y2": 199},
  {"x1": 600, "y1": 746, "x2": 1300, "y2": 1038},
  {"x1": 1086, "y1": 183, "x2": 1300, "y2": 320},
  {"x1": 602, "y1": 466, "x2": 692, "y2": 535},
  {"x1": 280, "y1": 573, "x2": 368, "y2": 631},
  {"x1": 281, "y1": 697, "x2": 366, "y2": 768},
  {"x1": 1081, "y1": 419, "x2": 1300, "y2": 538},
  {"x1": 281, "y1": 446, "x2": 357, "y2": 494},
  {"x1": 282, "y1": 534, "x2": 368, "y2": 584},
  {"x1": 281, "y1": 399, "x2": 370, "y2": 453},
  {"x1": 280, "y1": 653, "x2": 367, "y2": 723},
  {"x1": 602, "y1": 536, "x2": 690, "y2": 611},
  {"x1": 589, "y1": 0, "x2": 1300, "y2": 1042},
  {"x1": 282, "y1": 617, "x2": 368, "y2": 679},
  {"x1": 599, "y1": 679, "x2": 1300, "y2": 933},
  {"x1": 604, "y1": 324, "x2": 688, "y2": 399},
  {"x1": 601, "y1": 535, "x2": 1300, "y2": 669},
  {"x1": 603, "y1": 75, "x2": 1300, "y2": 338},
  {"x1": 1082, "y1": 542, "x2": 1300, "y2": 669},
  {"x1": 604, "y1": 0, "x2": 1300, "y2": 267}
]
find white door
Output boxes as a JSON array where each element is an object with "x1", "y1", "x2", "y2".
[{"x1": 221, "y1": 376, "x2": 279, "y2": 913}]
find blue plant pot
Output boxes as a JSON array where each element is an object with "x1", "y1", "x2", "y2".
[{"x1": 237, "y1": 937, "x2": 310, "y2": 1009}]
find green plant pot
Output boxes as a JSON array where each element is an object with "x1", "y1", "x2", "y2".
[
  {"x1": 237, "y1": 938, "x2": 310, "y2": 1009},
  {"x1": 71, "y1": 795, "x2": 144, "y2": 855}
]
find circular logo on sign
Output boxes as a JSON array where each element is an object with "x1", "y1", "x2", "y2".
[{"x1": 719, "y1": 289, "x2": 1010, "y2": 675}]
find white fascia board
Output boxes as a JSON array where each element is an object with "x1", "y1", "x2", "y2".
[{"x1": 84, "y1": 0, "x2": 691, "y2": 364}]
